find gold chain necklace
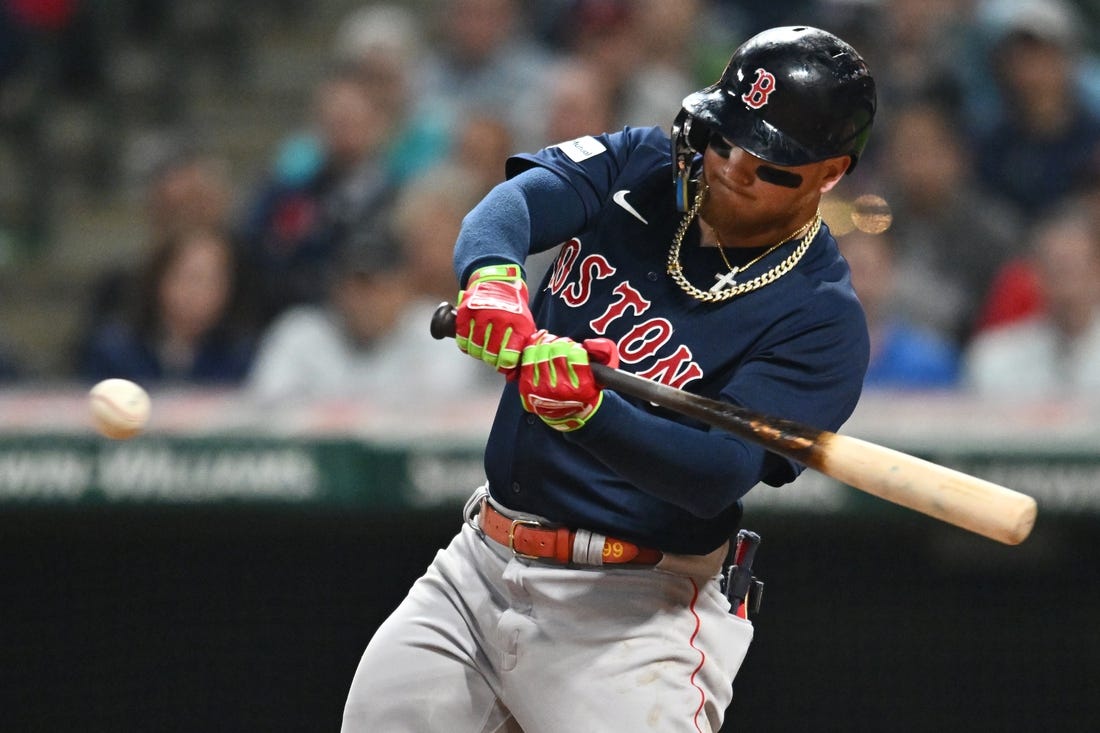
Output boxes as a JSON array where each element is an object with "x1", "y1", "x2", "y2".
[{"x1": 667, "y1": 185, "x2": 822, "y2": 302}]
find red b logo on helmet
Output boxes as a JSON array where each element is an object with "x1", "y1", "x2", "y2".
[{"x1": 741, "y1": 68, "x2": 777, "y2": 109}]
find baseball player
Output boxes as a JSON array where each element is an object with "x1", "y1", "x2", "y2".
[{"x1": 343, "y1": 26, "x2": 876, "y2": 732}]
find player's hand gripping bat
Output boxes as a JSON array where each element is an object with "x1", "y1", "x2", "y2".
[{"x1": 432, "y1": 303, "x2": 1037, "y2": 545}]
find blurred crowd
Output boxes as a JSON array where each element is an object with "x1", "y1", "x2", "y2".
[{"x1": 2, "y1": 0, "x2": 1100, "y2": 403}]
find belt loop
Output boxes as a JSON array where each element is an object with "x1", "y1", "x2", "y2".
[
  {"x1": 464, "y1": 486, "x2": 490, "y2": 533},
  {"x1": 571, "y1": 530, "x2": 606, "y2": 565}
]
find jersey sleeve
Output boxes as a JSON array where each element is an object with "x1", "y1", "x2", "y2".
[
  {"x1": 454, "y1": 127, "x2": 670, "y2": 285},
  {"x1": 505, "y1": 127, "x2": 671, "y2": 223}
]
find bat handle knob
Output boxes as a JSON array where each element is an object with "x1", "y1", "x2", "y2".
[{"x1": 430, "y1": 302, "x2": 458, "y2": 340}]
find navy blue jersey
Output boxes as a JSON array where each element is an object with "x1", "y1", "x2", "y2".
[{"x1": 461, "y1": 126, "x2": 869, "y2": 554}]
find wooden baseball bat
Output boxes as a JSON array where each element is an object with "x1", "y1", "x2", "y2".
[{"x1": 431, "y1": 303, "x2": 1037, "y2": 545}]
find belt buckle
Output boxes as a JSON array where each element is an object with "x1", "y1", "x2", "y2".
[{"x1": 508, "y1": 518, "x2": 544, "y2": 561}]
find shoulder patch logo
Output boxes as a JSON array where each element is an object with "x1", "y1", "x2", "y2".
[
  {"x1": 556, "y1": 135, "x2": 607, "y2": 163},
  {"x1": 741, "y1": 68, "x2": 777, "y2": 109}
]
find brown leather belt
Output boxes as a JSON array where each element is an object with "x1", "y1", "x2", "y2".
[{"x1": 478, "y1": 500, "x2": 662, "y2": 565}]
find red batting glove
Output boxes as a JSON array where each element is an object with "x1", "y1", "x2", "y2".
[
  {"x1": 455, "y1": 264, "x2": 535, "y2": 372},
  {"x1": 580, "y1": 337, "x2": 620, "y2": 370},
  {"x1": 518, "y1": 331, "x2": 619, "y2": 432}
]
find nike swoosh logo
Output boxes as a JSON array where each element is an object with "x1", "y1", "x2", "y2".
[{"x1": 612, "y1": 190, "x2": 648, "y2": 225}]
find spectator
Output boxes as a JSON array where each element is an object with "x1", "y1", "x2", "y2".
[
  {"x1": 417, "y1": 0, "x2": 554, "y2": 152},
  {"x1": 868, "y1": 0, "x2": 977, "y2": 108},
  {"x1": 963, "y1": 206, "x2": 1100, "y2": 397},
  {"x1": 144, "y1": 144, "x2": 235, "y2": 239},
  {"x1": 246, "y1": 166, "x2": 498, "y2": 405},
  {"x1": 330, "y1": 3, "x2": 450, "y2": 186},
  {"x1": 970, "y1": 0, "x2": 1100, "y2": 220},
  {"x1": 239, "y1": 65, "x2": 401, "y2": 325},
  {"x1": 839, "y1": 229, "x2": 961, "y2": 390},
  {"x1": 387, "y1": 164, "x2": 499, "y2": 397},
  {"x1": 392, "y1": 164, "x2": 480, "y2": 303},
  {"x1": 244, "y1": 233, "x2": 410, "y2": 404},
  {"x1": 971, "y1": 256, "x2": 1044, "y2": 334},
  {"x1": 72, "y1": 142, "x2": 239, "y2": 367},
  {"x1": 877, "y1": 95, "x2": 1023, "y2": 346},
  {"x1": 448, "y1": 112, "x2": 514, "y2": 196},
  {"x1": 79, "y1": 226, "x2": 256, "y2": 386},
  {"x1": 968, "y1": 142, "x2": 1095, "y2": 331},
  {"x1": 552, "y1": 0, "x2": 639, "y2": 130},
  {"x1": 967, "y1": 0, "x2": 1100, "y2": 133},
  {"x1": 539, "y1": 58, "x2": 615, "y2": 146},
  {"x1": 618, "y1": 0, "x2": 707, "y2": 128}
]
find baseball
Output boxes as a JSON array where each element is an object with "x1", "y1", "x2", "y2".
[{"x1": 89, "y1": 378, "x2": 151, "y2": 439}]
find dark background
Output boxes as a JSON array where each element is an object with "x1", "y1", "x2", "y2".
[{"x1": 3, "y1": 505, "x2": 1096, "y2": 732}]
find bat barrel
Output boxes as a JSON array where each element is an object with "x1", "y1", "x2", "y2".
[{"x1": 818, "y1": 435, "x2": 1037, "y2": 545}]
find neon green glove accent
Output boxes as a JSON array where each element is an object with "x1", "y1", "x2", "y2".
[
  {"x1": 455, "y1": 264, "x2": 534, "y2": 372},
  {"x1": 518, "y1": 331, "x2": 604, "y2": 432}
]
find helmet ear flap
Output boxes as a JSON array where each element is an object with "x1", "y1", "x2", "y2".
[
  {"x1": 673, "y1": 110, "x2": 710, "y2": 155},
  {"x1": 671, "y1": 110, "x2": 710, "y2": 212},
  {"x1": 685, "y1": 116, "x2": 710, "y2": 154}
]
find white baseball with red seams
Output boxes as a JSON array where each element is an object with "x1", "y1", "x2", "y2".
[{"x1": 89, "y1": 378, "x2": 151, "y2": 439}]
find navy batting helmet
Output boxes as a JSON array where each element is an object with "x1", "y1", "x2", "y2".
[{"x1": 672, "y1": 26, "x2": 876, "y2": 206}]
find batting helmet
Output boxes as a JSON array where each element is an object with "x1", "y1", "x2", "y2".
[{"x1": 672, "y1": 26, "x2": 876, "y2": 205}]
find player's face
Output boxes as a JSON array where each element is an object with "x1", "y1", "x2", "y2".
[{"x1": 699, "y1": 131, "x2": 847, "y2": 246}]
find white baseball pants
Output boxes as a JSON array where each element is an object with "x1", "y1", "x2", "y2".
[{"x1": 342, "y1": 495, "x2": 753, "y2": 732}]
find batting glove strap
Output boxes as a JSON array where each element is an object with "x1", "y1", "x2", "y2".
[
  {"x1": 518, "y1": 332, "x2": 604, "y2": 432},
  {"x1": 536, "y1": 392, "x2": 604, "y2": 432},
  {"x1": 466, "y1": 263, "x2": 524, "y2": 285},
  {"x1": 455, "y1": 264, "x2": 534, "y2": 372}
]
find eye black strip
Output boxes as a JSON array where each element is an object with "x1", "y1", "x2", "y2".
[{"x1": 755, "y1": 165, "x2": 803, "y2": 188}]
